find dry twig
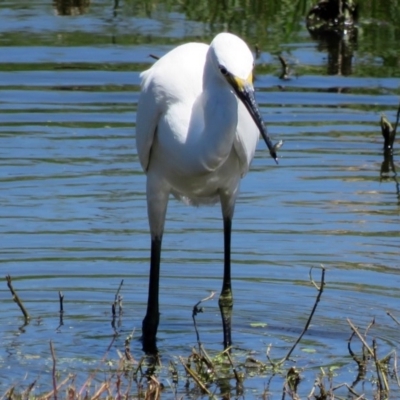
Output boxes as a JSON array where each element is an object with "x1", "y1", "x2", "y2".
[
  {"x1": 50, "y1": 341, "x2": 57, "y2": 400},
  {"x1": 78, "y1": 335, "x2": 117, "y2": 396},
  {"x1": 56, "y1": 291, "x2": 64, "y2": 331},
  {"x1": 277, "y1": 266, "x2": 326, "y2": 365},
  {"x1": 59, "y1": 291, "x2": 64, "y2": 313},
  {"x1": 179, "y1": 356, "x2": 212, "y2": 396},
  {"x1": 5, "y1": 275, "x2": 30, "y2": 321},
  {"x1": 192, "y1": 291, "x2": 216, "y2": 349},
  {"x1": 278, "y1": 55, "x2": 291, "y2": 80},
  {"x1": 347, "y1": 319, "x2": 374, "y2": 357},
  {"x1": 41, "y1": 375, "x2": 75, "y2": 400},
  {"x1": 387, "y1": 311, "x2": 400, "y2": 326},
  {"x1": 226, "y1": 351, "x2": 242, "y2": 385}
]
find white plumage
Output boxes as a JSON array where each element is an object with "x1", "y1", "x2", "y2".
[{"x1": 136, "y1": 32, "x2": 279, "y2": 353}]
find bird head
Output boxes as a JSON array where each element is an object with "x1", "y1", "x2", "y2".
[{"x1": 209, "y1": 33, "x2": 279, "y2": 163}]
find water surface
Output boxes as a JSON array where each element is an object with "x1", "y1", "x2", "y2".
[{"x1": 0, "y1": 0, "x2": 399, "y2": 397}]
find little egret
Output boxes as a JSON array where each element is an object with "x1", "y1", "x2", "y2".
[{"x1": 136, "y1": 32, "x2": 280, "y2": 353}]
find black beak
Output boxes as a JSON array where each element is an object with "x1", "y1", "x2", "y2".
[{"x1": 232, "y1": 79, "x2": 278, "y2": 164}]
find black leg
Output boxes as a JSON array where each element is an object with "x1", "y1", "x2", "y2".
[
  {"x1": 219, "y1": 216, "x2": 233, "y2": 349},
  {"x1": 142, "y1": 235, "x2": 162, "y2": 354}
]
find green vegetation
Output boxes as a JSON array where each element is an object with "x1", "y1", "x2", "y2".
[
  {"x1": 1, "y1": 0, "x2": 400, "y2": 75},
  {"x1": 5, "y1": 269, "x2": 400, "y2": 398}
]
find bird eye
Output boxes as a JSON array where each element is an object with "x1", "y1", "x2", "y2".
[{"x1": 219, "y1": 66, "x2": 228, "y2": 75}]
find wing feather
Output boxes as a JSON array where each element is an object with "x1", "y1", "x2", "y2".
[
  {"x1": 135, "y1": 43, "x2": 209, "y2": 172},
  {"x1": 136, "y1": 69, "x2": 161, "y2": 172}
]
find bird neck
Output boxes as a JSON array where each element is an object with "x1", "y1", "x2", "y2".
[{"x1": 188, "y1": 63, "x2": 238, "y2": 173}]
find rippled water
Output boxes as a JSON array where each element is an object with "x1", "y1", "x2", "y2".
[{"x1": 0, "y1": 0, "x2": 399, "y2": 397}]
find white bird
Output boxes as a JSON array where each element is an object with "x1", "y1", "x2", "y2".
[{"x1": 136, "y1": 32, "x2": 279, "y2": 353}]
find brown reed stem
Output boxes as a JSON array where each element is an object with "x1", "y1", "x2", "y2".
[
  {"x1": 277, "y1": 266, "x2": 326, "y2": 365},
  {"x1": 6, "y1": 275, "x2": 30, "y2": 321},
  {"x1": 50, "y1": 340, "x2": 57, "y2": 400}
]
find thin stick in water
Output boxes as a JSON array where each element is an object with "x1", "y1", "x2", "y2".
[
  {"x1": 6, "y1": 275, "x2": 30, "y2": 322},
  {"x1": 50, "y1": 340, "x2": 57, "y2": 400},
  {"x1": 191, "y1": 291, "x2": 215, "y2": 349},
  {"x1": 59, "y1": 291, "x2": 64, "y2": 314},
  {"x1": 277, "y1": 265, "x2": 326, "y2": 365}
]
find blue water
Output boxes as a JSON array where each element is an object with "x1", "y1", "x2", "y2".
[{"x1": 0, "y1": 0, "x2": 399, "y2": 397}]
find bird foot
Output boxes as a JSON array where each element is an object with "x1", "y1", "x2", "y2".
[
  {"x1": 142, "y1": 314, "x2": 159, "y2": 354},
  {"x1": 219, "y1": 290, "x2": 233, "y2": 350}
]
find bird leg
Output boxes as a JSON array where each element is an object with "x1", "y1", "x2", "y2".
[
  {"x1": 219, "y1": 216, "x2": 233, "y2": 349},
  {"x1": 142, "y1": 235, "x2": 162, "y2": 354}
]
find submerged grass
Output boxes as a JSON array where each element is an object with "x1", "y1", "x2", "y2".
[
  {"x1": 2, "y1": 323, "x2": 399, "y2": 399},
  {"x1": 4, "y1": 268, "x2": 400, "y2": 399}
]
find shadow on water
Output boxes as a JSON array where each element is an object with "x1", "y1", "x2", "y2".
[
  {"x1": 53, "y1": 0, "x2": 91, "y2": 16},
  {"x1": 380, "y1": 101, "x2": 400, "y2": 203},
  {"x1": 307, "y1": 23, "x2": 358, "y2": 77},
  {"x1": 380, "y1": 150, "x2": 400, "y2": 204}
]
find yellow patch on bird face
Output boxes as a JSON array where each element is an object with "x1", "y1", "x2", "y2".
[{"x1": 230, "y1": 73, "x2": 253, "y2": 92}]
